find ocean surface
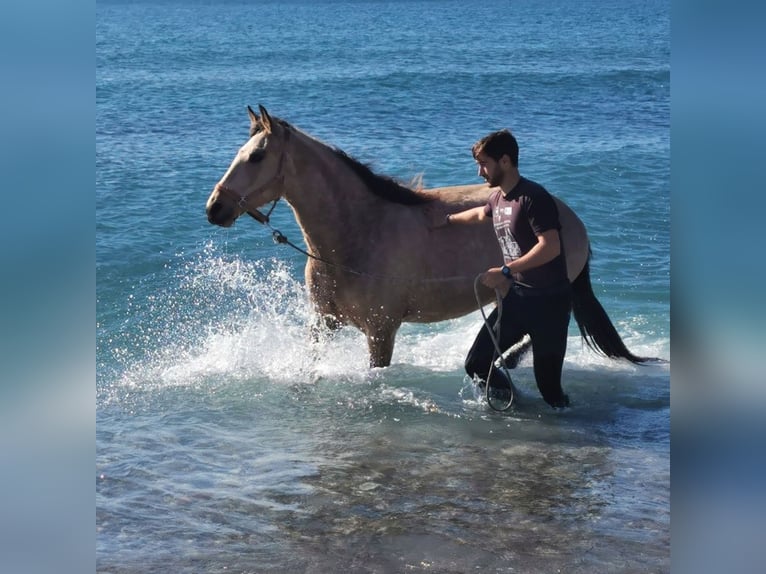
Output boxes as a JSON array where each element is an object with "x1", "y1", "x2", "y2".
[{"x1": 96, "y1": 0, "x2": 670, "y2": 572}]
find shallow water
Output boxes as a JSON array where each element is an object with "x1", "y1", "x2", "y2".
[
  {"x1": 97, "y1": 251, "x2": 669, "y2": 572},
  {"x1": 97, "y1": 365, "x2": 669, "y2": 572}
]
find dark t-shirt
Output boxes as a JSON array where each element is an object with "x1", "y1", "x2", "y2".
[{"x1": 483, "y1": 176, "x2": 568, "y2": 288}]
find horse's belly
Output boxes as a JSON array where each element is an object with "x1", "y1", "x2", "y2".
[{"x1": 403, "y1": 287, "x2": 493, "y2": 323}]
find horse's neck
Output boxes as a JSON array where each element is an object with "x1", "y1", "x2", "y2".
[{"x1": 282, "y1": 133, "x2": 382, "y2": 257}]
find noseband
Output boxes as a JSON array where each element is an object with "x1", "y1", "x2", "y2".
[{"x1": 213, "y1": 130, "x2": 290, "y2": 224}]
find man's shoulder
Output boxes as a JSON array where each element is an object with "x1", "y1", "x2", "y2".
[{"x1": 518, "y1": 176, "x2": 549, "y2": 196}]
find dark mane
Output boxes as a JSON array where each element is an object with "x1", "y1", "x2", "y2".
[
  {"x1": 257, "y1": 115, "x2": 432, "y2": 205},
  {"x1": 332, "y1": 148, "x2": 432, "y2": 206}
]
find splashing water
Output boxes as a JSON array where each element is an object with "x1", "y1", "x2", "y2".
[{"x1": 98, "y1": 240, "x2": 668, "y2": 412}]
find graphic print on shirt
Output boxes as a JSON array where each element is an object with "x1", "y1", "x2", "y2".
[{"x1": 493, "y1": 206, "x2": 521, "y2": 262}]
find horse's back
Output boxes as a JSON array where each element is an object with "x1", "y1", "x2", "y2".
[
  {"x1": 425, "y1": 183, "x2": 589, "y2": 282},
  {"x1": 425, "y1": 183, "x2": 491, "y2": 209}
]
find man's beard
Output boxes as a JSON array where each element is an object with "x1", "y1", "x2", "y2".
[{"x1": 486, "y1": 170, "x2": 503, "y2": 187}]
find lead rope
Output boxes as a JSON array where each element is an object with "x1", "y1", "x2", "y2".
[
  {"x1": 473, "y1": 275, "x2": 515, "y2": 411},
  {"x1": 247, "y1": 200, "x2": 353, "y2": 272}
]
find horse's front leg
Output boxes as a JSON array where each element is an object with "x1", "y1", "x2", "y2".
[
  {"x1": 309, "y1": 312, "x2": 342, "y2": 344},
  {"x1": 366, "y1": 323, "x2": 400, "y2": 368},
  {"x1": 308, "y1": 312, "x2": 343, "y2": 364}
]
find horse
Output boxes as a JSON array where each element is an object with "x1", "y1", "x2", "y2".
[{"x1": 206, "y1": 105, "x2": 651, "y2": 368}]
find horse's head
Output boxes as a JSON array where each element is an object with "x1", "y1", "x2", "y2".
[{"x1": 206, "y1": 105, "x2": 290, "y2": 227}]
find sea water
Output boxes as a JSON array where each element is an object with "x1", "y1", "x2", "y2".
[{"x1": 97, "y1": 1, "x2": 670, "y2": 571}]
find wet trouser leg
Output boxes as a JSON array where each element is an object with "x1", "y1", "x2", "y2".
[
  {"x1": 527, "y1": 291, "x2": 572, "y2": 407},
  {"x1": 464, "y1": 287, "x2": 572, "y2": 407},
  {"x1": 464, "y1": 300, "x2": 526, "y2": 382}
]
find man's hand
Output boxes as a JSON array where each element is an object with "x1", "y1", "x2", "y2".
[
  {"x1": 422, "y1": 202, "x2": 450, "y2": 229},
  {"x1": 480, "y1": 267, "x2": 510, "y2": 290}
]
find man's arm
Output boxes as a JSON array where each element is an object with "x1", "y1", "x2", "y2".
[
  {"x1": 505, "y1": 228, "x2": 561, "y2": 273},
  {"x1": 442, "y1": 205, "x2": 487, "y2": 226},
  {"x1": 481, "y1": 229, "x2": 561, "y2": 289}
]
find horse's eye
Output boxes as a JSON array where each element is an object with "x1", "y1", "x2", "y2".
[{"x1": 247, "y1": 150, "x2": 265, "y2": 163}]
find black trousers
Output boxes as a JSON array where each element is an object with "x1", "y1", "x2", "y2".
[{"x1": 464, "y1": 284, "x2": 572, "y2": 407}]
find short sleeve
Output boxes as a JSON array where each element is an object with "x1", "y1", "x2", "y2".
[
  {"x1": 525, "y1": 190, "x2": 560, "y2": 235},
  {"x1": 484, "y1": 189, "x2": 500, "y2": 217}
]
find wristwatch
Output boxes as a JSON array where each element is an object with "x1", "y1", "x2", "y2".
[{"x1": 501, "y1": 265, "x2": 512, "y2": 279}]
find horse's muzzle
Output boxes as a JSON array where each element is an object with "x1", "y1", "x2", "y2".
[{"x1": 206, "y1": 201, "x2": 234, "y2": 227}]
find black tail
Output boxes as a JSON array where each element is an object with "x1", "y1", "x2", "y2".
[{"x1": 571, "y1": 259, "x2": 661, "y2": 364}]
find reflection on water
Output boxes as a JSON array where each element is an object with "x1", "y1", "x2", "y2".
[{"x1": 275, "y1": 410, "x2": 668, "y2": 573}]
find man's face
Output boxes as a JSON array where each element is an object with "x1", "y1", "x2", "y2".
[{"x1": 475, "y1": 151, "x2": 503, "y2": 187}]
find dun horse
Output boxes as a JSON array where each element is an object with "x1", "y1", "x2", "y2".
[{"x1": 206, "y1": 105, "x2": 649, "y2": 368}]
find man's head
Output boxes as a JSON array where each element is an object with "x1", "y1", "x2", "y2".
[
  {"x1": 472, "y1": 129, "x2": 520, "y2": 188},
  {"x1": 472, "y1": 129, "x2": 519, "y2": 167}
]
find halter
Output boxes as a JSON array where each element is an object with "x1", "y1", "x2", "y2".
[{"x1": 213, "y1": 129, "x2": 290, "y2": 224}]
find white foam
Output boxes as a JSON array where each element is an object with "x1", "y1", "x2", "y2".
[{"x1": 107, "y1": 249, "x2": 668, "y2": 396}]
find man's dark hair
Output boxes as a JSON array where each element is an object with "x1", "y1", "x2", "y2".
[{"x1": 472, "y1": 129, "x2": 519, "y2": 167}]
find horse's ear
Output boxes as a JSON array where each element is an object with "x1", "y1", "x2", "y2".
[
  {"x1": 247, "y1": 105, "x2": 259, "y2": 132},
  {"x1": 258, "y1": 104, "x2": 273, "y2": 134}
]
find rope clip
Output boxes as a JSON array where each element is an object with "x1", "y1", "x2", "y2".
[{"x1": 272, "y1": 230, "x2": 288, "y2": 244}]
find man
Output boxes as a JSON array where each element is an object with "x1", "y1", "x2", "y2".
[{"x1": 444, "y1": 129, "x2": 572, "y2": 409}]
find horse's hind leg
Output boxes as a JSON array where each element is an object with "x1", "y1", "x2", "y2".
[{"x1": 502, "y1": 334, "x2": 532, "y2": 368}]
